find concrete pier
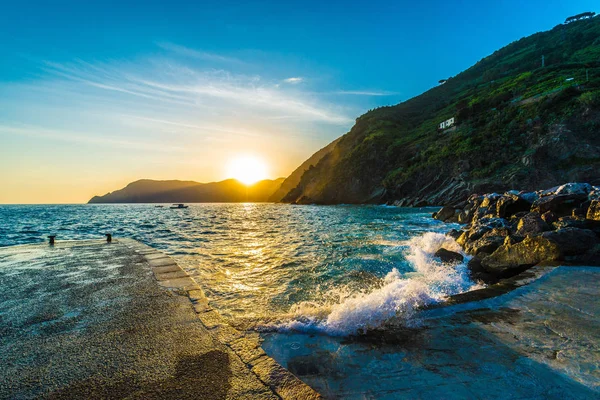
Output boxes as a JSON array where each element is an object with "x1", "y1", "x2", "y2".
[
  {"x1": 262, "y1": 266, "x2": 600, "y2": 399},
  {"x1": 0, "y1": 239, "x2": 319, "y2": 399}
]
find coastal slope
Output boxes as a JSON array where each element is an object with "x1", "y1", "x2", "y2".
[
  {"x1": 88, "y1": 178, "x2": 285, "y2": 203},
  {"x1": 282, "y1": 16, "x2": 600, "y2": 206}
]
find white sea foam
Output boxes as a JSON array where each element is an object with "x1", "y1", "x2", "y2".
[{"x1": 266, "y1": 232, "x2": 479, "y2": 336}]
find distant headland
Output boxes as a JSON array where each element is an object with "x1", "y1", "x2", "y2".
[{"x1": 88, "y1": 178, "x2": 284, "y2": 203}]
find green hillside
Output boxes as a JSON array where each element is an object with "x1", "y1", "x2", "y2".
[{"x1": 283, "y1": 16, "x2": 600, "y2": 205}]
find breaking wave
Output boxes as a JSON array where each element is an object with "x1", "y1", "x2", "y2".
[{"x1": 264, "y1": 232, "x2": 479, "y2": 336}]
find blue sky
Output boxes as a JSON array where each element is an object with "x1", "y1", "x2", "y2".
[{"x1": 0, "y1": 0, "x2": 597, "y2": 203}]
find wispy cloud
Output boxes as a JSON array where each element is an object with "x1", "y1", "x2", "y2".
[
  {"x1": 331, "y1": 90, "x2": 397, "y2": 96},
  {"x1": 38, "y1": 59, "x2": 353, "y2": 125},
  {"x1": 0, "y1": 124, "x2": 191, "y2": 153},
  {"x1": 284, "y1": 77, "x2": 303, "y2": 84},
  {"x1": 155, "y1": 41, "x2": 246, "y2": 65}
]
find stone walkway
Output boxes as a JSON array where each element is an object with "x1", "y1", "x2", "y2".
[
  {"x1": 0, "y1": 239, "x2": 319, "y2": 399},
  {"x1": 262, "y1": 266, "x2": 600, "y2": 399}
]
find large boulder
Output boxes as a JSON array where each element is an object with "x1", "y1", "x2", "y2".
[
  {"x1": 434, "y1": 248, "x2": 464, "y2": 264},
  {"x1": 531, "y1": 193, "x2": 587, "y2": 215},
  {"x1": 541, "y1": 228, "x2": 598, "y2": 256},
  {"x1": 433, "y1": 206, "x2": 458, "y2": 222},
  {"x1": 456, "y1": 218, "x2": 508, "y2": 246},
  {"x1": 495, "y1": 195, "x2": 532, "y2": 219},
  {"x1": 481, "y1": 236, "x2": 562, "y2": 276},
  {"x1": 587, "y1": 200, "x2": 600, "y2": 221},
  {"x1": 516, "y1": 212, "x2": 550, "y2": 236},
  {"x1": 464, "y1": 235, "x2": 505, "y2": 256},
  {"x1": 554, "y1": 182, "x2": 593, "y2": 196}
]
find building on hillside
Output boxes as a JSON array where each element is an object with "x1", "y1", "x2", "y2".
[
  {"x1": 438, "y1": 117, "x2": 455, "y2": 131},
  {"x1": 565, "y1": 12, "x2": 596, "y2": 24}
]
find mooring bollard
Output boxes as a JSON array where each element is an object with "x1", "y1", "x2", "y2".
[
  {"x1": 105, "y1": 233, "x2": 112, "y2": 243},
  {"x1": 48, "y1": 235, "x2": 56, "y2": 245}
]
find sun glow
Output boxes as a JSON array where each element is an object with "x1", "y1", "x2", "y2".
[{"x1": 227, "y1": 156, "x2": 269, "y2": 185}]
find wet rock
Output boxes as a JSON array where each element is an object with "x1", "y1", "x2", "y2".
[
  {"x1": 447, "y1": 229, "x2": 462, "y2": 240},
  {"x1": 464, "y1": 235, "x2": 505, "y2": 256},
  {"x1": 481, "y1": 236, "x2": 562, "y2": 276},
  {"x1": 587, "y1": 200, "x2": 600, "y2": 221},
  {"x1": 516, "y1": 212, "x2": 549, "y2": 236},
  {"x1": 434, "y1": 248, "x2": 464, "y2": 264},
  {"x1": 541, "y1": 228, "x2": 598, "y2": 256},
  {"x1": 531, "y1": 193, "x2": 587, "y2": 215},
  {"x1": 433, "y1": 206, "x2": 458, "y2": 222},
  {"x1": 467, "y1": 257, "x2": 498, "y2": 284}
]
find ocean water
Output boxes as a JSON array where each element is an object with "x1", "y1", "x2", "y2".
[{"x1": 0, "y1": 203, "x2": 477, "y2": 335}]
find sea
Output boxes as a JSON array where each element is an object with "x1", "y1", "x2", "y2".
[{"x1": 0, "y1": 203, "x2": 477, "y2": 336}]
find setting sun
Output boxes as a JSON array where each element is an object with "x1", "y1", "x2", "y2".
[{"x1": 227, "y1": 156, "x2": 268, "y2": 185}]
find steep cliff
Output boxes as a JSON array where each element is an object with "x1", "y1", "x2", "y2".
[{"x1": 282, "y1": 17, "x2": 600, "y2": 206}]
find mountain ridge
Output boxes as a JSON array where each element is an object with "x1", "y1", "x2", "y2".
[{"x1": 88, "y1": 178, "x2": 285, "y2": 203}]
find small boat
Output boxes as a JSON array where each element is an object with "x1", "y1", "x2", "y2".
[
  {"x1": 169, "y1": 203, "x2": 189, "y2": 209},
  {"x1": 155, "y1": 205, "x2": 164, "y2": 208}
]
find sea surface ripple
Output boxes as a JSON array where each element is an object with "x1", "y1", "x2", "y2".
[{"x1": 0, "y1": 204, "x2": 476, "y2": 335}]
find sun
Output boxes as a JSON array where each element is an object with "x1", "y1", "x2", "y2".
[{"x1": 227, "y1": 156, "x2": 268, "y2": 185}]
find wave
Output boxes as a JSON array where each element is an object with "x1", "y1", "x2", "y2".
[{"x1": 262, "y1": 232, "x2": 479, "y2": 336}]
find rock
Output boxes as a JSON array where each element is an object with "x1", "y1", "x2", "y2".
[
  {"x1": 495, "y1": 195, "x2": 532, "y2": 219},
  {"x1": 467, "y1": 257, "x2": 498, "y2": 284},
  {"x1": 481, "y1": 236, "x2": 562, "y2": 277},
  {"x1": 538, "y1": 185, "x2": 561, "y2": 197},
  {"x1": 553, "y1": 216, "x2": 589, "y2": 230},
  {"x1": 572, "y1": 206, "x2": 588, "y2": 218},
  {"x1": 457, "y1": 209, "x2": 473, "y2": 224},
  {"x1": 554, "y1": 182, "x2": 593, "y2": 196},
  {"x1": 464, "y1": 235, "x2": 505, "y2": 256},
  {"x1": 457, "y1": 218, "x2": 509, "y2": 246},
  {"x1": 434, "y1": 248, "x2": 464, "y2": 264},
  {"x1": 587, "y1": 200, "x2": 600, "y2": 221},
  {"x1": 569, "y1": 245, "x2": 600, "y2": 265},
  {"x1": 541, "y1": 211, "x2": 558, "y2": 225},
  {"x1": 516, "y1": 212, "x2": 550, "y2": 236},
  {"x1": 519, "y1": 192, "x2": 539, "y2": 204},
  {"x1": 480, "y1": 193, "x2": 501, "y2": 208},
  {"x1": 531, "y1": 193, "x2": 587, "y2": 215},
  {"x1": 447, "y1": 229, "x2": 462, "y2": 240},
  {"x1": 433, "y1": 206, "x2": 458, "y2": 222},
  {"x1": 541, "y1": 228, "x2": 598, "y2": 256}
]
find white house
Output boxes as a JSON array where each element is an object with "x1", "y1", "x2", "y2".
[{"x1": 438, "y1": 117, "x2": 455, "y2": 130}]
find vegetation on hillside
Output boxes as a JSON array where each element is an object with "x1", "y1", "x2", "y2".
[{"x1": 283, "y1": 16, "x2": 600, "y2": 205}]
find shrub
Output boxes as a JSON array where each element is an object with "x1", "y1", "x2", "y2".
[{"x1": 579, "y1": 90, "x2": 600, "y2": 107}]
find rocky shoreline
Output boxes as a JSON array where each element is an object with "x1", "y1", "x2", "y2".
[{"x1": 433, "y1": 182, "x2": 600, "y2": 284}]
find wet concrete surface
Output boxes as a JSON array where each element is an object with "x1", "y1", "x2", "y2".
[
  {"x1": 0, "y1": 240, "x2": 278, "y2": 399},
  {"x1": 262, "y1": 266, "x2": 600, "y2": 399}
]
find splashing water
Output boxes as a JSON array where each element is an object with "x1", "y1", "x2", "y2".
[
  {"x1": 268, "y1": 232, "x2": 479, "y2": 336},
  {"x1": 0, "y1": 204, "x2": 477, "y2": 337}
]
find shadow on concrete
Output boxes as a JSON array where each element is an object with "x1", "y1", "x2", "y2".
[{"x1": 48, "y1": 350, "x2": 232, "y2": 400}]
